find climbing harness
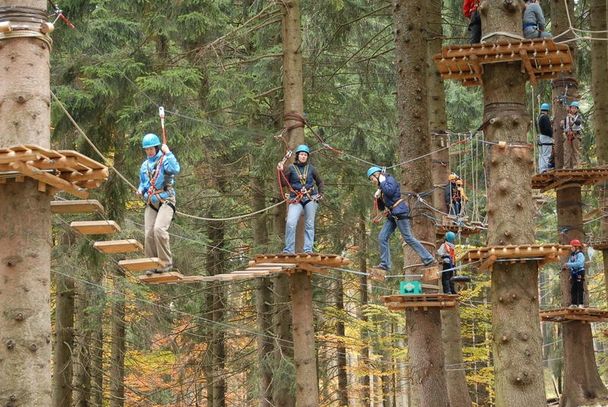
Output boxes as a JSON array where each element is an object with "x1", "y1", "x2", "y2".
[{"x1": 146, "y1": 107, "x2": 174, "y2": 209}]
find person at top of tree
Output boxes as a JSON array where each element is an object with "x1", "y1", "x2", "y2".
[
  {"x1": 537, "y1": 103, "x2": 554, "y2": 173},
  {"x1": 562, "y1": 101, "x2": 584, "y2": 169},
  {"x1": 463, "y1": 0, "x2": 481, "y2": 44},
  {"x1": 523, "y1": 0, "x2": 552, "y2": 39}
]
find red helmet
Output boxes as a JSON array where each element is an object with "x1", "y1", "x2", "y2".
[{"x1": 569, "y1": 239, "x2": 582, "y2": 247}]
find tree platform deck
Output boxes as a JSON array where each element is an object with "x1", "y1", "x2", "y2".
[
  {"x1": 590, "y1": 239, "x2": 608, "y2": 251},
  {"x1": 0, "y1": 144, "x2": 108, "y2": 198},
  {"x1": 540, "y1": 307, "x2": 608, "y2": 323},
  {"x1": 70, "y1": 220, "x2": 121, "y2": 235},
  {"x1": 459, "y1": 244, "x2": 570, "y2": 271},
  {"x1": 433, "y1": 39, "x2": 572, "y2": 87},
  {"x1": 94, "y1": 239, "x2": 143, "y2": 254},
  {"x1": 383, "y1": 294, "x2": 459, "y2": 311},
  {"x1": 51, "y1": 199, "x2": 105, "y2": 214},
  {"x1": 119, "y1": 257, "x2": 164, "y2": 272},
  {"x1": 532, "y1": 167, "x2": 608, "y2": 192},
  {"x1": 435, "y1": 216, "x2": 485, "y2": 237}
]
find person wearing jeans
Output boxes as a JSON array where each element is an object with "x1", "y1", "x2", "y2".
[
  {"x1": 278, "y1": 144, "x2": 324, "y2": 254},
  {"x1": 367, "y1": 167, "x2": 435, "y2": 271}
]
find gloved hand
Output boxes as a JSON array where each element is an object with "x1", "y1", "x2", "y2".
[
  {"x1": 161, "y1": 144, "x2": 170, "y2": 154},
  {"x1": 277, "y1": 162, "x2": 284, "y2": 171},
  {"x1": 378, "y1": 174, "x2": 386, "y2": 183},
  {"x1": 312, "y1": 194, "x2": 323, "y2": 202},
  {"x1": 374, "y1": 189, "x2": 382, "y2": 199}
]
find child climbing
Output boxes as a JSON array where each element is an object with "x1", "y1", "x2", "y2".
[
  {"x1": 563, "y1": 239, "x2": 586, "y2": 308},
  {"x1": 278, "y1": 144, "x2": 324, "y2": 254},
  {"x1": 523, "y1": 0, "x2": 552, "y2": 39},
  {"x1": 537, "y1": 103, "x2": 554, "y2": 173},
  {"x1": 437, "y1": 232, "x2": 457, "y2": 294},
  {"x1": 562, "y1": 101, "x2": 584, "y2": 169},
  {"x1": 137, "y1": 133, "x2": 180, "y2": 274},
  {"x1": 444, "y1": 173, "x2": 463, "y2": 217},
  {"x1": 463, "y1": 0, "x2": 481, "y2": 44},
  {"x1": 367, "y1": 167, "x2": 435, "y2": 273}
]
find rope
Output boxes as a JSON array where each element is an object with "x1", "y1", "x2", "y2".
[{"x1": 51, "y1": 91, "x2": 288, "y2": 222}]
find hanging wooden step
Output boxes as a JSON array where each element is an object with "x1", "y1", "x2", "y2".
[
  {"x1": 70, "y1": 220, "x2": 120, "y2": 235},
  {"x1": 383, "y1": 293, "x2": 458, "y2": 311},
  {"x1": 0, "y1": 144, "x2": 109, "y2": 198},
  {"x1": 51, "y1": 199, "x2": 104, "y2": 214},
  {"x1": 459, "y1": 244, "x2": 570, "y2": 271},
  {"x1": 119, "y1": 257, "x2": 164, "y2": 272},
  {"x1": 93, "y1": 239, "x2": 143, "y2": 254},
  {"x1": 433, "y1": 39, "x2": 572, "y2": 87},
  {"x1": 532, "y1": 167, "x2": 608, "y2": 192},
  {"x1": 540, "y1": 307, "x2": 608, "y2": 323},
  {"x1": 139, "y1": 271, "x2": 184, "y2": 285}
]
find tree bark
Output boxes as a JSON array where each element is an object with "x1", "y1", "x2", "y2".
[
  {"x1": 0, "y1": 1, "x2": 52, "y2": 405},
  {"x1": 272, "y1": 273, "x2": 295, "y2": 407},
  {"x1": 73, "y1": 280, "x2": 92, "y2": 407},
  {"x1": 358, "y1": 217, "x2": 371, "y2": 405},
  {"x1": 481, "y1": 2, "x2": 546, "y2": 406},
  {"x1": 89, "y1": 268, "x2": 105, "y2": 407},
  {"x1": 394, "y1": 1, "x2": 449, "y2": 405},
  {"x1": 110, "y1": 266, "x2": 126, "y2": 407},
  {"x1": 290, "y1": 271, "x2": 318, "y2": 406},
  {"x1": 53, "y1": 270, "x2": 75, "y2": 407},
  {"x1": 441, "y1": 306, "x2": 472, "y2": 406}
]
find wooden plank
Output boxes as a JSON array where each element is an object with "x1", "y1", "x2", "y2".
[
  {"x1": 51, "y1": 199, "x2": 105, "y2": 214},
  {"x1": 93, "y1": 239, "x2": 143, "y2": 254},
  {"x1": 119, "y1": 257, "x2": 164, "y2": 272},
  {"x1": 71, "y1": 220, "x2": 120, "y2": 235},
  {"x1": 139, "y1": 272, "x2": 184, "y2": 285},
  {"x1": 10, "y1": 161, "x2": 89, "y2": 198}
]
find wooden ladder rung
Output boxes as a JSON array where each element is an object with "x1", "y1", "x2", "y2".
[
  {"x1": 93, "y1": 239, "x2": 143, "y2": 254},
  {"x1": 70, "y1": 220, "x2": 120, "y2": 235},
  {"x1": 119, "y1": 257, "x2": 164, "y2": 272},
  {"x1": 51, "y1": 199, "x2": 104, "y2": 214}
]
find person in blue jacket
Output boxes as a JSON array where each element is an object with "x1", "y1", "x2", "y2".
[
  {"x1": 278, "y1": 144, "x2": 324, "y2": 254},
  {"x1": 563, "y1": 239, "x2": 586, "y2": 308},
  {"x1": 137, "y1": 133, "x2": 180, "y2": 273},
  {"x1": 367, "y1": 167, "x2": 435, "y2": 272}
]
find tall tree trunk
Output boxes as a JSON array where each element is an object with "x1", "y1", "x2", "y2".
[
  {"x1": 272, "y1": 273, "x2": 295, "y2": 407},
  {"x1": 336, "y1": 273, "x2": 349, "y2": 406},
  {"x1": 73, "y1": 280, "x2": 92, "y2": 407},
  {"x1": 358, "y1": 216, "x2": 371, "y2": 405},
  {"x1": 590, "y1": 0, "x2": 608, "y2": 300},
  {"x1": 394, "y1": 1, "x2": 449, "y2": 405},
  {"x1": 110, "y1": 266, "x2": 126, "y2": 407},
  {"x1": 557, "y1": 186, "x2": 608, "y2": 406},
  {"x1": 90, "y1": 269, "x2": 105, "y2": 407},
  {"x1": 207, "y1": 215, "x2": 227, "y2": 407},
  {"x1": 551, "y1": 0, "x2": 577, "y2": 170},
  {"x1": 480, "y1": 2, "x2": 547, "y2": 406},
  {"x1": 427, "y1": 0, "x2": 473, "y2": 405},
  {"x1": 0, "y1": 1, "x2": 52, "y2": 405},
  {"x1": 53, "y1": 269, "x2": 75, "y2": 407}
]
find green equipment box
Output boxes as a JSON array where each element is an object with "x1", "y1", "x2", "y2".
[{"x1": 399, "y1": 280, "x2": 422, "y2": 295}]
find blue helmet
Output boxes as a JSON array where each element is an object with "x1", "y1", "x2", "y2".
[
  {"x1": 142, "y1": 133, "x2": 161, "y2": 149},
  {"x1": 445, "y1": 231, "x2": 456, "y2": 243},
  {"x1": 540, "y1": 103, "x2": 550, "y2": 111},
  {"x1": 367, "y1": 166, "x2": 382, "y2": 179},
  {"x1": 570, "y1": 101, "x2": 580, "y2": 109},
  {"x1": 294, "y1": 144, "x2": 310, "y2": 155}
]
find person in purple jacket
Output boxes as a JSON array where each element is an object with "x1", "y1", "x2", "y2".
[{"x1": 367, "y1": 167, "x2": 435, "y2": 272}]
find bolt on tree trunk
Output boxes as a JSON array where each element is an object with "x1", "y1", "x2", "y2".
[
  {"x1": 0, "y1": 1, "x2": 53, "y2": 405},
  {"x1": 480, "y1": 2, "x2": 546, "y2": 405}
]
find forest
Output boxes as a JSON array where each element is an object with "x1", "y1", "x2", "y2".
[{"x1": 1, "y1": 0, "x2": 608, "y2": 406}]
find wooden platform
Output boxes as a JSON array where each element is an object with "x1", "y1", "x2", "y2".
[
  {"x1": 0, "y1": 144, "x2": 108, "y2": 198},
  {"x1": 70, "y1": 220, "x2": 121, "y2": 235},
  {"x1": 119, "y1": 257, "x2": 164, "y2": 272},
  {"x1": 540, "y1": 307, "x2": 608, "y2": 323},
  {"x1": 253, "y1": 253, "x2": 350, "y2": 267},
  {"x1": 94, "y1": 239, "x2": 143, "y2": 254},
  {"x1": 383, "y1": 294, "x2": 458, "y2": 311},
  {"x1": 532, "y1": 168, "x2": 608, "y2": 192},
  {"x1": 435, "y1": 217, "x2": 485, "y2": 237},
  {"x1": 51, "y1": 199, "x2": 104, "y2": 214},
  {"x1": 433, "y1": 39, "x2": 572, "y2": 87},
  {"x1": 138, "y1": 272, "x2": 184, "y2": 285},
  {"x1": 460, "y1": 244, "x2": 570, "y2": 271},
  {"x1": 590, "y1": 239, "x2": 608, "y2": 251}
]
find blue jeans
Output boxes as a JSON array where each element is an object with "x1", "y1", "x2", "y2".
[
  {"x1": 378, "y1": 216, "x2": 434, "y2": 270},
  {"x1": 283, "y1": 201, "x2": 318, "y2": 253}
]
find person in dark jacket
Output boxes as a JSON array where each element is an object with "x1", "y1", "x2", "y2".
[
  {"x1": 437, "y1": 231, "x2": 457, "y2": 294},
  {"x1": 367, "y1": 167, "x2": 435, "y2": 271},
  {"x1": 278, "y1": 144, "x2": 324, "y2": 254},
  {"x1": 444, "y1": 173, "x2": 462, "y2": 216},
  {"x1": 563, "y1": 239, "x2": 586, "y2": 308},
  {"x1": 537, "y1": 103, "x2": 554, "y2": 173},
  {"x1": 464, "y1": 0, "x2": 481, "y2": 44}
]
